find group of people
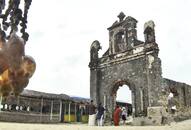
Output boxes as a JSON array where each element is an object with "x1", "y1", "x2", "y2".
[
  {"x1": 88, "y1": 100, "x2": 128, "y2": 126},
  {"x1": 113, "y1": 105, "x2": 128, "y2": 126},
  {"x1": 88, "y1": 100, "x2": 105, "y2": 126}
]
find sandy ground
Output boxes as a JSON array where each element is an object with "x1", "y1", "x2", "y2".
[{"x1": 1, "y1": 120, "x2": 191, "y2": 130}]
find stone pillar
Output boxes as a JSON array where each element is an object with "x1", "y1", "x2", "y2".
[
  {"x1": 108, "y1": 94, "x2": 116, "y2": 123},
  {"x1": 108, "y1": 31, "x2": 115, "y2": 55},
  {"x1": 90, "y1": 69, "x2": 99, "y2": 105},
  {"x1": 109, "y1": 33, "x2": 113, "y2": 54},
  {"x1": 146, "y1": 55, "x2": 162, "y2": 107},
  {"x1": 107, "y1": 95, "x2": 113, "y2": 123}
]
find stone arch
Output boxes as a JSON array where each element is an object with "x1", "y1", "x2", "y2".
[
  {"x1": 108, "y1": 79, "x2": 141, "y2": 117},
  {"x1": 110, "y1": 79, "x2": 135, "y2": 95}
]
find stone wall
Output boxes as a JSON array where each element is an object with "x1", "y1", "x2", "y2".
[
  {"x1": 96, "y1": 53, "x2": 149, "y2": 117},
  {"x1": 163, "y1": 78, "x2": 191, "y2": 107},
  {"x1": 0, "y1": 111, "x2": 59, "y2": 123},
  {"x1": 162, "y1": 78, "x2": 191, "y2": 121}
]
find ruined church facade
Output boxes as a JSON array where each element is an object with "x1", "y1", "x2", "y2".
[{"x1": 89, "y1": 12, "x2": 191, "y2": 119}]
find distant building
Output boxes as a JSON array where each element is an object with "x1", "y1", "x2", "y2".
[{"x1": 0, "y1": 89, "x2": 90, "y2": 123}]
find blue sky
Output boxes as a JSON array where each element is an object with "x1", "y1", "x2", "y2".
[{"x1": 22, "y1": 0, "x2": 191, "y2": 102}]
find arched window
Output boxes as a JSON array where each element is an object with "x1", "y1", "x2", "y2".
[
  {"x1": 115, "y1": 32, "x2": 127, "y2": 52},
  {"x1": 116, "y1": 84, "x2": 132, "y2": 115}
]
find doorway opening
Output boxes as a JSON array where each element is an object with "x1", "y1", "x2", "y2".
[
  {"x1": 116, "y1": 85, "x2": 132, "y2": 104},
  {"x1": 114, "y1": 84, "x2": 132, "y2": 116}
]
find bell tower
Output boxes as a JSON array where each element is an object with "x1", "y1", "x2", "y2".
[{"x1": 108, "y1": 12, "x2": 142, "y2": 55}]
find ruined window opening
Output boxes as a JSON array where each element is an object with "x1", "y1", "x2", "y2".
[{"x1": 115, "y1": 32, "x2": 126, "y2": 52}]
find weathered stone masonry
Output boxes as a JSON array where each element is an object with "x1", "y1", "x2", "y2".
[{"x1": 89, "y1": 12, "x2": 191, "y2": 120}]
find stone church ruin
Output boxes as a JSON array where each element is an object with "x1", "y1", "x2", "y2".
[{"x1": 89, "y1": 12, "x2": 191, "y2": 125}]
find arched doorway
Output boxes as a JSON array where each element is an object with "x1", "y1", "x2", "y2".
[
  {"x1": 110, "y1": 80, "x2": 135, "y2": 117},
  {"x1": 116, "y1": 84, "x2": 132, "y2": 116},
  {"x1": 116, "y1": 85, "x2": 132, "y2": 104}
]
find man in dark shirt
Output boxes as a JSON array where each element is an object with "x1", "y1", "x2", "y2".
[
  {"x1": 88, "y1": 100, "x2": 96, "y2": 126},
  {"x1": 96, "y1": 103, "x2": 105, "y2": 126}
]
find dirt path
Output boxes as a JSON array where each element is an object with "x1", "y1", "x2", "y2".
[{"x1": 0, "y1": 120, "x2": 191, "y2": 130}]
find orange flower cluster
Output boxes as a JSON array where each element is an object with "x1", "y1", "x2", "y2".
[{"x1": 0, "y1": 32, "x2": 36, "y2": 97}]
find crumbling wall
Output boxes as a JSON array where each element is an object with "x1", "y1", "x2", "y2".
[
  {"x1": 163, "y1": 78, "x2": 191, "y2": 107},
  {"x1": 162, "y1": 78, "x2": 191, "y2": 121}
]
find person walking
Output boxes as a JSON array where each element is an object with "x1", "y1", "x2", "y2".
[
  {"x1": 96, "y1": 103, "x2": 105, "y2": 126},
  {"x1": 166, "y1": 92, "x2": 177, "y2": 125},
  {"x1": 167, "y1": 92, "x2": 176, "y2": 114},
  {"x1": 88, "y1": 100, "x2": 96, "y2": 126},
  {"x1": 113, "y1": 105, "x2": 122, "y2": 126},
  {"x1": 121, "y1": 107, "x2": 127, "y2": 125}
]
